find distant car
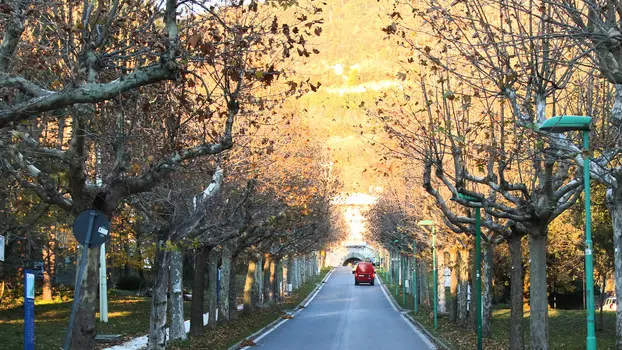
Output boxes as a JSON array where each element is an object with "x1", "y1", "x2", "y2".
[
  {"x1": 602, "y1": 297, "x2": 617, "y2": 311},
  {"x1": 351, "y1": 261, "x2": 359, "y2": 274},
  {"x1": 354, "y1": 262, "x2": 375, "y2": 286}
]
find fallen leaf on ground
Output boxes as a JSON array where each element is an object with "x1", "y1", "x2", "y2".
[{"x1": 240, "y1": 338, "x2": 256, "y2": 347}]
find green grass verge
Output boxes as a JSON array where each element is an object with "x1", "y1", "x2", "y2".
[
  {"x1": 0, "y1": 292, "x2": 154, "y2": 350},
  {"x1": 382, "y1": 279, "x2": 617, "y2": 350},
  {"x1": 1, "y1": 281, "x2": 242, "y2": 350},
  {"x1": 170, "y1": 267, "x2": 332, "y2": 350}
]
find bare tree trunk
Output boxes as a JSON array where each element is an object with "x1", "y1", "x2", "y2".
[
  {"x1": 219, "y1": 246, "x2": 231, "y2": 324},
  {"x1": 255, "y1": 255, "x2": 264, "y2": 306},
  {"x1": 136, "y1": 231, "x2": 145, "y2": 281},
  {"x1": 124, "y1": 242, "x2": 134, "y2": 277},
  {"x1": 282, "y1": 257, "x2": 289, "y2": 297},
  {"x1": 263, "y1": 254, "x2": 273, "y2": 305},
  {"x1": 147, "y1": 244, "x2": 170, "y2": 350},
  {"x1": 438, "y1": 251, "x2": 446, "y2": 313},
  {"x1": 599, "y1": 275, "x2": 606, "y2": 331},
  {"x1": 300, "y1": 256, "x2": 304, "y2": 286},
  {"x1": 457, "y1": 250, "x2": 469, "y2": 327},
  {"x1": 207, "y1": 249, "x2": 218, "y2": 329},
  {"x1": 274, "y1": 258, "x2": 282, "y2": 301},
  {"x1": 286, "y1": 257, "x2": 294, "y2": 294},
  {"x1": 509, "y1": 235, "x2": 525, "y2": 350},
  {"x1": 449, "y1": 249, "x2": 458, "y2": 323},
  {"x1": 228, "y1": 252, "x2": 238, "y2": 320},
  {"x1": 190, "y1": 246, "x2": 208, "y2": 336},
  {"x1": 314, "y1": 252, "x2": 319, "y2": 275},
  {"x1": 42, "y1": 238, "x2": 55, "y2": 301},
  {"x1": 529, "y1": 233, "x2": 549, "y2": 350},
  {"x1": 607, "y1": 186, "x2": 622, "y2": 349},
  {"x1": 420, "y1": 259, "x2": 431, "y2": 308},
  {"x1": 298, "y1": 255, "x2": 305, "y2": 285},
  {"x1": 305, "y1": 254, "x2": 310, "y2": 282},
  {"x1": 168, "y1": 249, "x2": 186, "y2": 342},
  {"x1": 291, "y1": 257, "x2": 300, "y2": 291},
  {"x1": 483, "y1": 242, "x2": 494, "y2": 338},
  {"x1": 268, "y1": 257, "x2": 277, "y2": 302},
  {"x1": 243, "y1": 258, "x2": 258, "y2": 310},
  {"x1": 70, "y1": 246, "x2": 99, "y2": 350},
  {"x1": 302, "y1": 254, "x2": 311, "y2": 284}
]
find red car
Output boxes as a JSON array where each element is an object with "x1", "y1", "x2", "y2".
[{"x1": 354, "y1": 262, "x2": 375, "y2": 286}]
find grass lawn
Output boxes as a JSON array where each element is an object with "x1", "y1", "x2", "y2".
[
  {"x1": 1, "y1": 288, "x2": 215, "y2": 350},
  {"x1": 170, "y1": 267, "x2": 332, "y2": 350},
  {"x1": 0, "y1": 291, "x2": 153, "y2": 350},
  {"x1": 382, "y1": 279, "x2": 617, "y2": 350}
]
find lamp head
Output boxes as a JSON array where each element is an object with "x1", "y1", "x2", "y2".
[
  {"x1": 455, "y1": 192, "x2": 480, "y2": 202},
  {"x1": 538, "y1": 116, "x2": 592, "y2": 133},
  {"x1": 418, "y1": 220, "x2": 435, "y2": 226}
]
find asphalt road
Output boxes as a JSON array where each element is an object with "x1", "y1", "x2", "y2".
[{"x1": 251, "y1": 266, "x2": 436, "y2": 350}]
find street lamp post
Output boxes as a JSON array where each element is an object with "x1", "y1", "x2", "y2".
[
  {"x1": 413, "y1": 239, "x2": 418, "y2": 313},
  {"x1": 402, "y1": 254, "x2": 406, "y2": 306},
  {"x1": 389, "y1": 250, "x2": 393, "y2": 286},
  {"x1": 383, "y1": 251, "x2": 387, "y2": 282},
  {"x1": 539, "y1": 115, "x2": 596, "y2": 350},
  {"x1": 418, "y1": 220, "x2": 437, "y2": 329},
  {"x1": 455, "y1": 193, "x2": 483, "y2": 350},
  {"x1": 393, "y1": 240, "x2": 399, "y2": 296},
  {"x1": 395, "y1": 252, "x2": 399, "y2": 296}
]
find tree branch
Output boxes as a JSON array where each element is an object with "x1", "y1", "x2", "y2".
[
  {"x1": 0, "y1": 63, "x2": 179, "y2": 127},
  {"x1": 0, "y1": 0, "x2": 26, "y2": 72}
]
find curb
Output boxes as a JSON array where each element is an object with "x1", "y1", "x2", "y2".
[
  {"x1": 377, "y1": 274, "x2": 452, "y2": 350},
  {"x1": 228, "y1": 267, "x2": 335, "y2": 350}
]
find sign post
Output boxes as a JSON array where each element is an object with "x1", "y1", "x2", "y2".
[
  {"x1": 217, "y1": 268, "x2": 221, "y2": 305},
  {"x1": 0, "y1": 234, "x2": 5, "y2": 262},
  {"x1": 24, "y1": 269, "x2": 35, "y2": 350},
  {"x1": 63, "y1": 210, "x2": 110, "y2": 350},
  {"x1": 99, "y1": 243, "x2": 108, "y2": 322}
]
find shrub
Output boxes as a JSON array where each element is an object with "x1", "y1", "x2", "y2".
[{"x1": 116, "y1": 275, "x2": 144, "y2": 291}]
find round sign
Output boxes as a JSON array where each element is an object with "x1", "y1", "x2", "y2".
[{"x1": 72, "y1": 209, "x2": 111, "y2": 247}]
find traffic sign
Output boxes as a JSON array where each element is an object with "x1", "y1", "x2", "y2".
[{"x1": 72, "y1": 210, "x2": 110, "y2": 247}]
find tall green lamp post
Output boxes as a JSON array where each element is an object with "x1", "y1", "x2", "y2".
[
  {"x1": 539, "y1": 115, "x2": 596, "y2": 350},
  {"x1": 418, "y1": 220, "x2": 437, "y2": 329},
  {"x1": 455, "y1": 193, "x2": 483, "y2": 350},
  {"x1": 400, "y1": 254, "x2": 407, "y2": 305},
  {"x1": 413, "y1": 239, "x2": 418, "y2": 313},
  {"x1": 393, "y1": 239, "x2": 399, "y2": 295},
  {"x1": 389, "y1": 250, "x2": 393, "y2": 286}
]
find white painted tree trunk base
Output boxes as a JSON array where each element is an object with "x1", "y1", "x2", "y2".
[{"x1": 104, "y1": 305, "x2": 243, "y2": 350}]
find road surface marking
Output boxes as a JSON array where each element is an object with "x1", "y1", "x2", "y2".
[
  {"x1": 241, "y1": 268, "x2": 336, "y2": 349},
  {"x1": 379, "y1": 280, "x2": 436, "y2": 349}
]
